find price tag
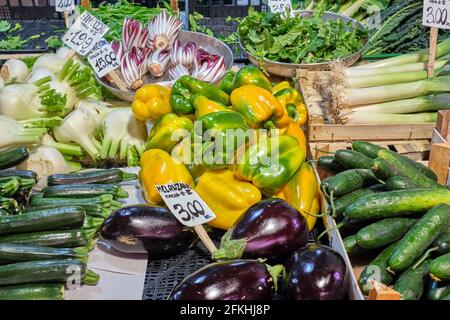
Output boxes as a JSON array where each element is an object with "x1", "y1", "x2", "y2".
[
  {"x1": 156, "y1": 183, "x2": 216, "y2": 227},
  {"x1": 423, "y1": 0, "x2": 450, "y2": 29},
  {"x1": 268, "y1": 0, "x2": 294, "y2": 18},
  {"x1": 87, "y1": 39, "x2": 119, "y2": 78},
  {"x1": 55, "y1": 0, "x2": 75, "y2": 12},
  {"x1": 62, "y1": 11, "x2": 109, "y2": 56}
]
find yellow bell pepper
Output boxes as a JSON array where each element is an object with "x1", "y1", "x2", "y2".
[
  {"x1": 132, "y1": 84, "x2": 172, "y2": 122},
  {"x1": 139, "y1": 149, "x2": 194, "y2": 204},
  {"x1": 273, "y1": 83, "x2": 308, "y2": 126},
  {"x1": 286, "y1": 121, "x2": 307, "y2": 151},
  {"x1": 272, "y1": 81, "x2": 291, "y2": 93},
  {"x1": 273, "y1": 162, "x2": 318, "y2": 231},
  {"x1": 193, "y1": 95, "x2": 231, "y2": 118},
  {"x1": 231, "y1": 84, "x2": 291, "y2": 134},
  {"x1": 195, "y1": 169, "x2": 262, "y2": 230}
]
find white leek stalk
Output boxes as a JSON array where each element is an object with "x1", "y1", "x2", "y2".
[
  {"x1": 345, "y1": 60, "x2": 448, "y2": 78},
  {"x1": 343, "y1": 112, "x2": 438, "y2": 124}
]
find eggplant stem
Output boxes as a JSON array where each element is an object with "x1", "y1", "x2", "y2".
[
  {"x1": 265, "y1": 263, "x2": 285, "y2": 291},
  {"x1": 411, "y1": 247, "x2": 438, "y2": 270},
  {"x1": 212, "y1": 230, "x2": 247, "y2": 261}
]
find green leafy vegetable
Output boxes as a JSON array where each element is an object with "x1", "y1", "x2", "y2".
[
  {"x1": 0, "y1": 20, "x2": 11, "y2": 32},
  {"x1": 0, "y1": 35, "x2": 27, "y2": 50},
  {"x1": 189, "y1": 12, "x2": 214, "y2": 36},
  {"x1": 45, "y1": 36, "x2": 63, "y2": 49},
  {"x1": 8, "y1": 23, "x2": 22, "y2": 33}
]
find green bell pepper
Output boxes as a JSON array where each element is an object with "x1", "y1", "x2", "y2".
[
  {"x1": 234, "y1": 135, "x2": 305, "y2": 194},
  {"x1": 233, "y1": 65, "x2": 272, "y2": 91},
  {"x1": 219, "y1": 70, "x2": 236, "y2": 94},
  {"x1": 170, "y1": 76, "x2": 230, "y2": 115}
]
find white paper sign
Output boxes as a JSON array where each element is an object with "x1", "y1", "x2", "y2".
[
  {"x1": 55, "y1": 0, "x2": 75, "y2": 12},
  {"x1": 268, "y1": 0, "x2": 294, "y2": 18},
  {"x1": 62, "y1": 11, "x2": 109, "y2": 56},
  {"x1": 423, "y1": 0, "x2": 450, "y2": 29},
  {"x1": 87, "y1": 39, "x2": 120, "y2": 78},
  {"x1": 156, "y1": 182, "x2": 216, "y2": 227}
]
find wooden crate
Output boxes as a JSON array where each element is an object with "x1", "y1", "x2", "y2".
[
  {"x1": 429, "y1": 110, "x2": 450, "y2": 185},
  {"x1": 297, "y1": 69, "x2": 435, "y2": 142}
]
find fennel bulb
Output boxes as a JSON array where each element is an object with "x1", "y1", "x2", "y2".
[
  {"x1": 0, "y1": 77, "x2": 4, "y2": 90},
  {"x1": 75, "y1": 99, "x2": 112, "y2": 128},
  {"x1": 27, "y1": 68, "x2": 55, "y2": 84},
  {"x1": 0, "y1": 115, "x2": 47, "y2": 149},
  {"x1": 17, "y1": 146, "x2": 80, "y2": 179},
  {"x1": 32, "y1": 54, "x2": 66, "y2": 74},
  {"x1": 1, "y1": 59, "x2": 29, "y2": 84}
]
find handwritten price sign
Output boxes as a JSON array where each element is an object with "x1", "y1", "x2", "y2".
[
  {"x1": 423, "y1": 0, "x2": 450, "y2": 29},
  {"x1": 156, "y1": 183, "x2": 216, "y2": 227},
  {"x1": 268, "y1": 0, "x2": 294, "y2": 18},
  {"x1": 55, "y1": 0, "x2": 75, "y2": 12},
  {"x1": 87, "y1": 39, "x2": 119, "y2": 78},
  {"x1": 62, "y1": 11, "x2": 109, "y2": 56}
]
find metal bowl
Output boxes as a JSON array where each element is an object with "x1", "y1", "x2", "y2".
[
  {"x1": 95, "y1": 30, "x2": 234, "y2": 102},
  {"x1": 239, "y1": 10, "x2": 369, "y2": 77}
]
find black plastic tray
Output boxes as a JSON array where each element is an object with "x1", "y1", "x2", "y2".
[{"x1": 0, "y1": 19, "x2": 65, "y2": 53}]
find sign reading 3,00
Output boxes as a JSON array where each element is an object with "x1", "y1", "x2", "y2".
[{"x1": 423, "y1": 0, "x2": 450, "y2": 29}]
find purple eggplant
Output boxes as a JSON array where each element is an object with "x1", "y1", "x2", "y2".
[
  {"x1": 100, "y1": 205, "x2": 196, "y2": 258},
  {"x1": 213, "y1": 198, "x2": 308, "y2": 263},
  {"x1": 169, "y1": 259, "x2": 283, "y2": 300},
  {"x1": 284, "y1": 244, "x2": 348, "y2": 300}
]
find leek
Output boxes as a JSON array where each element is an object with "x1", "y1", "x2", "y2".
[
  {"x1": 343, "y1": 112, "x2": 437, "y2": 124},
  {"x1": 352, "y1": 94, "x2": 450, "y2": 114},
  {"x1": 347, "y1": 69, "x2": 444, "y2": 88},
  {"x1": 345, "y1": 60, "x2": 448, "y2": 78}
]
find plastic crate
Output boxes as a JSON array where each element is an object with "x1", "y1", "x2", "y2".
[
  {"x1": 189, "y1": 0, "x2": 265, "y2": 18},
  {"x1": 0, "y1": 0, "x2": 67, "y2": 20}
]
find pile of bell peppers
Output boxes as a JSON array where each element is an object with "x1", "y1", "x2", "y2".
[{"x1": 134, "y1": 65, "x2": 321, "y2": 231}]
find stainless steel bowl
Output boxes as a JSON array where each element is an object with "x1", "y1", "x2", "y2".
[
  {"x1": 95, "y1": 31, "x2": 234, "y2": 102},
  {"x1": 239, "y1": 10, "x2": 369, "y2": 77}
]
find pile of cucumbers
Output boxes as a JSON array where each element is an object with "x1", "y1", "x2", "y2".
[
  {"x1": 0, "y1": 166, "x2": 135, "y2": 300},
  {"x1": 318, "y1": 141, "x2": 450, "y2": 300}
]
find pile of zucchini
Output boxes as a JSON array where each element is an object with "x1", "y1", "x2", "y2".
[
  {"x1": 0, "y1": 166, "x2": 135, "y2": 300},
  {"x1": 318, "y1": 141, "x2": 450, "y2": 300}
]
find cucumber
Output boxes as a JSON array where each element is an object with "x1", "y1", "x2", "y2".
[
  {"x1": 388, "y1": 204, "x2": 450, "y2": 272},
  {"x1": 0, "y1": 170, "x2": 37, "y2": 181},
  {"x1": 47, "y1": 169, "x2": 137, "y2": 186},
  {"x1": 378, "y1": 149, "x2": 441, "y2": 189},
  {"x1": 366, "y1": 184, "x2": 386, "y2": 192},
  {"x1": 327, "y1": 169, "x2": 378, "y2": 198},
  {"x1": 344, "y1": 188, "x2": 450, "y2": 220},
  {"x1": 82, "y1": 216, "x2": 104, "y2": 230},
  {"x1": 0, "y1": 259, "x2": 86, "y2": 286},
  {"x1": 320, "y1": 176, "x2": 334, "y2": 195},
  {"x1": 441, "y1": 294, "x2": 450, "y2": 300},
  {"x1": 434, "y1": 229, "x2": 450, "y2": 254},
  {"x1": 0, "y1": 283, "x2": 64, "y2": 300},
  {"x1": 317, "y1": 156, "x2": 346, "y2": 174},
  {"x1": 356, "y1": 217, "x2": 418, "y2": 249},
  {"x1": 0, "y1": 229, "x2": 97, "y2": 248},
  {"x1": 0, "y1": 147, "x2": 29, "y2": 170},
  {"x1": 0, "y1": 207, "x2": 85, "y2": 235},
  {"x1": 343, "y1": 235, "x2": 366, "y2": 257},
  {"x1": 430, "y1": 253, "x2": 450, "y2": 281},
  {"x1": 352, "y1": 141, "x2": 384, "y2": 159},
  {"x1": 353, "y1": 141, "x2": 438, "y2": 181},
  {"x1": 30, "y1": 194, "x2": 116, "y2": 208},
  {"x1": 42, "y1": 184, "x2": 129, "y2": 199},
  {"x1": 23, "y1": 204, "x2": 111, "y2": 219},
  {"x1": 426, "y1": 280, "x2": 450, "y2": 300},
  {"x1": 394, "y1": 259, "x2": 431, "y2": 300},
  {"x1": 358, "y1": 242, "x2": 398, "y2": 294},
  {"x1": 370, "y1": 158, "x2": 401, "y2": 181},
  {"x1": 327, "y1": 188, "x2": 375, "y2": 218},
  {"x1": 385, "y1": 176, "x2": 417, "y2": 191},
  {"x1": 335, "y1": 149, "x2": 372, "y2": 170},
  {"x1": 0, "y1": 243, "x2": 88, "y2": 264}
]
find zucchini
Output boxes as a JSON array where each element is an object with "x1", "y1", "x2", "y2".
[
  {"x1": 394, "y1": 259, "x2": 431, "y2": 300},
  {"x1": 327, "y1": 188, "x2": 375, "y2": 218},
  {"x1": 352, "y1": 141, "x2": 384, "y2": 159},
  {"x1": 426, "y1": 280, "x2": 450, "y2": 300},
  {"x1": 430, "y1": 253, "x2": 450, "y2": 281},
  {"x1": 42, "y1": 184, "x2": 129, "y2": 199},
  {"x1": 388, "y1": 204, "x2": 450, "y2": 272},
  {"x1": 23, "y1": 204, "x2": 112, "y2": 219},
  {"x1": 356, "y1": 217, "x2": 418, "y2": 249},
  {"x1": 344, "y1": 188, "x2": 450, "y2": 220},
  {"x1": 0, "y1": 283, "x2": 64, "y2": 300},
  {"x1": 0, "y1": 207, "x2": 85, "y2": 235},
  {"x1": 317, "y1": 156, "x2": 346, "y2": 174},
  {"x1": 0, "y1": 228, "x2": 97, "y2": 248},
  {"x1": 327, "y1": 169, "x2": 378, "y2": 198},
  {"x1": 0, "y1": 259, "x2": 86, "y2": 286},
  {"x1": 0, "y1": 177, "x2": 19, "y2": 197},
  {"x1": 0, "y1": 243, "x2": 88, "y2": 264},
  {"x1": 0, "y1": 196, "x2": 18, "y2": 212},
  {"x1": 0, "y1": 170, "x2": 37, "y2": 181},
  {"x1": 370, "y1": 158, "x2": 401, "y2": 181},
  {"x1": 334, "y1": 149, "x2": 372, "y2": 170},
  {"x1": 0, "y1": 147, "x2": 29, "y2": 170},
  {"x1": 30, "y1": 194, "x2": 116, "y2": 208},
  {"x1": 385, "y1": 176, "x2": 417, "y2": 191},
  {"x1": 47, "y1": 169, "x2": 137, "y2": 186},
  {"x1": 0, "y1": 209, "x2": 9, "y2": 216},
  {"x1": 82, "y1": 216, "x2": 104, "y2": 230},
  {"x1": 358, "y1": 242, "x2": 398, "y2": 294},
  {"x1": 378, "y1": 149, "x2": 441, "y2": 188},
  {"x1": 343, "y1": 235, "x2": 366, "y2": 257}
]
